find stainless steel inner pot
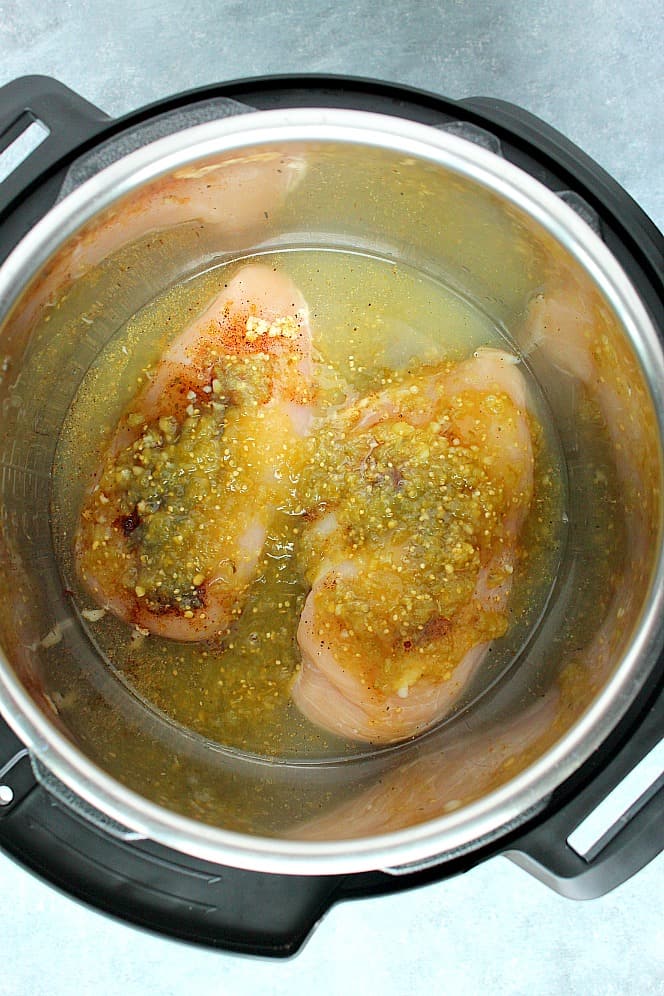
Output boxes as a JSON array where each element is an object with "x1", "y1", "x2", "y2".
[{"x1": 0, "y1": 109, "x2": 662, "y2": 875}]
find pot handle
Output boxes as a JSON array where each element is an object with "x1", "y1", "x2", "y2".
[
  {"x1": 0, "y1": 75, "x2": 110, "y2": 220},
  {"x1": 0, "y1": 717, "x2": 36, "y2": 814},
  {"x1": 0, "y1": 712, "x2": 350, "y2": 956},
  {"x1": 506, "y1": 683, "x2": 664, "y2": 899}
]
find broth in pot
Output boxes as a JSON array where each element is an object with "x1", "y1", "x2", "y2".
[{"x1": 55, "y1": 247, "x2": 565, "y2": 758}]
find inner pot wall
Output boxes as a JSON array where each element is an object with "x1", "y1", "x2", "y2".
[{"x1": 0, "y1": 110, "x2": 661, "y2": 874}]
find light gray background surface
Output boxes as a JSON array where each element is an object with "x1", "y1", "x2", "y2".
[{"x1": 1, "y1": 1, "x2": 662, "y2": 994}]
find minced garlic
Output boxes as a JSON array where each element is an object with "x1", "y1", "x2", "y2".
[{"x1": 245, "y1": 313, "x2": 301, "y2": 342}]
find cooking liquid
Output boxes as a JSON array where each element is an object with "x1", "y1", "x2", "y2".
[{"x1": 53, "y1": 248, "x2": 566, "y2": 759}]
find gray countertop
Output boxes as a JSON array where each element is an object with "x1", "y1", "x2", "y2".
[{"x1": 1, "y1": 1, "x2": 662, "y2": 993}]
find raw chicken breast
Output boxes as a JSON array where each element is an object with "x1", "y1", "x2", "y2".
[
  {"x1": 65, "y1": 152, "x2": 306, "y2": 283},
  {"x1": 292, "y1": 690, "x2": 558, "y2": 840},
  {"x1": 523, "y1": 277, "x2": 659, "y2": 691},
  {"x1": 292, "y1": 348, "x2": 534, "y2": 744},
  {"x1": 524, "y1": 278, "x2": 655, "y2": 519},
  {"x1": 15, "y1": 150, "x2": 305, "y2": 353},
  {"x1": 76, "y1": 264, "x2": 314, "y2": 641}
]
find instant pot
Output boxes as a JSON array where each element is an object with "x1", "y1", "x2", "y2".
[{"x1": 0, "y1": 75, "x2": 662, "y2": 957}]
